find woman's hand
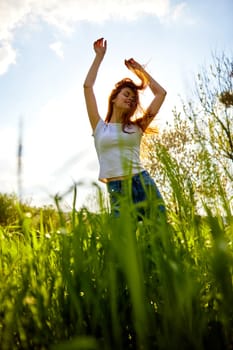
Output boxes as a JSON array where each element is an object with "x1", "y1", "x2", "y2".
[
  {"x1": 124, "y1": 58, "x2": 148, "y2": 84},
  {"x1": 125, "y1": 58, "x2": 143, "y2": 71},
  {"x1": 93, "y1": 38, "x2": 107, "y2": 58}
]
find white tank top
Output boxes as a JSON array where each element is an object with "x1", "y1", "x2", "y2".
[{"x1": 93, "y1": 119, "x2": 144, "y2": 182}]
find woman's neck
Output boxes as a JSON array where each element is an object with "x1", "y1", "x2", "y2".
[{"x1": 110, "y1": 109, "x2": 125, "y2": 123}]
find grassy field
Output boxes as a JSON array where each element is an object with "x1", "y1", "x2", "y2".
[{"x1": 0, "y1": 175, "x2": 232, "y2": 350}]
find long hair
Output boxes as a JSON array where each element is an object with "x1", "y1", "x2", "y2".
[{"x1": 105, "y1": 78, "x2": 158, "y2": 134}]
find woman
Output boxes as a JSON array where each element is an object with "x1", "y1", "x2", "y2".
[{"x1": 84, "y1": 38, "x2": 167, "y2": 219}]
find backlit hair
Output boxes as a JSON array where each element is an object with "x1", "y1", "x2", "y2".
[{"x1": 105, "y1": 78, "x2": 157, "y2": 134}]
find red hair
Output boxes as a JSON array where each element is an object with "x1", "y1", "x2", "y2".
[{"x1": 105, "y1": 78, "x2": 158, "y2": 134}]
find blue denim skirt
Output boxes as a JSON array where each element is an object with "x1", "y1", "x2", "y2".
[{"x1": 107, "y1": 170, "x2": 165, "y2": 219}]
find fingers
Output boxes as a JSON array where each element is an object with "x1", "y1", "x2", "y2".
[
  {"x1": 128, "y1": 58, "x2": 135, "y2": 64},
  {"x1": 94, "y1": 37, "x2": 107, "y2": 49},
  {"x1": 125, "y1": 58, "x2": 133, "y2": 65},
  {"x1": 94, "y1": 38, "x2": 103, "y2": 46},
  {"x1": 125, "y1": 58, "x2": 138, "y2": 69}
]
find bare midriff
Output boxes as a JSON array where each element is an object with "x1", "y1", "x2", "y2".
[{"x1": 101, "y1": 172, "x2": 141, "y2": 183}]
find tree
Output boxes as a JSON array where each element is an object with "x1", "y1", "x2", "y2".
[
  {"x1": 186, "y1": 51, "x2": 233, "y2": 163},
  {"x1": 141, "y1": 51, "x2": 233, "y2": 215}
]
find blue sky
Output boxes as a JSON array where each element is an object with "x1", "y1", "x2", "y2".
[{"x1": 0, "y1": 0, "x2": 232, "y2": 210}]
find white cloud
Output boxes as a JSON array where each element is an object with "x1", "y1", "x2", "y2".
[
  {"x1": 0, "y1": 0, "x2": 189, "y2": 38},
  {"x1": 31, "y1": 0, "x2": 172, "y2": 26},
  {"x1": 49, "y1": 41, "x2": 64, "y2": 58},
  {"x1": 0, "y1": 0, "x2": 31, "y2": 41},
  {"x1": 0, "y1": 0, "x2": 190, "y2": 74},
  {"x1": 0, "y1": 0, "x2": 33, "y2": 74},
  {"x1": 0, "y1": 41, "x2": 16, "y2": 74},
  {"x1": 169, "y1": 2, "x2": 196, "y2": 25},
  {"x1": 171, "y1": 2, "x2": 187, "y2": 21}
]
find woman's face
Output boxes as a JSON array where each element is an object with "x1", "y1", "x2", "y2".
[{"x1": 113, "y1": 87, "x2": 137, "y2": 111}]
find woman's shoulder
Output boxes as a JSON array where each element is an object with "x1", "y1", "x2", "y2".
[{"x1": 93, "y1": 118, "x2": 105, "y2": 135}]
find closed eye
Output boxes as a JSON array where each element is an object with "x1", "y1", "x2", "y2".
[{"x1": 124, "y1": 93, "x2": 136, "y2": 101}]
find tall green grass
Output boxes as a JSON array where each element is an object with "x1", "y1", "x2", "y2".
[{"x1": 0, "y1": 155, "x2": 232, "y2": 349}]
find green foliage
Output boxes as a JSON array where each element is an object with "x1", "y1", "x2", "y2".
[
  {"x1": 142, "y1": 51, "x2": 233, "y2": 214},
  {"x1": 0, "y1": 192, "x2": 60, "y2": 231},
  {"x1": 0, "y1": 172, "x2": 232, "y2": 350},
  {"x1": 0, "y1": 193, "x2": 19, "y2": 226}
]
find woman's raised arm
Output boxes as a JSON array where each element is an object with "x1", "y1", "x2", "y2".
[
  {"x1": 83, "y1": 38, "x2": 107, "y2": 131},
  {"x1": 125, "y1": 58, "x2": 166, "y2": 131}
]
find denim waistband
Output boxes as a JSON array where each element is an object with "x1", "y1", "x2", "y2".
[
  {"x1": 106, "y1": 171, "x2": 150, "y2": 192},
  {"x1": 107, "y1": 171, "x2": 148, "y2": 184}
]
